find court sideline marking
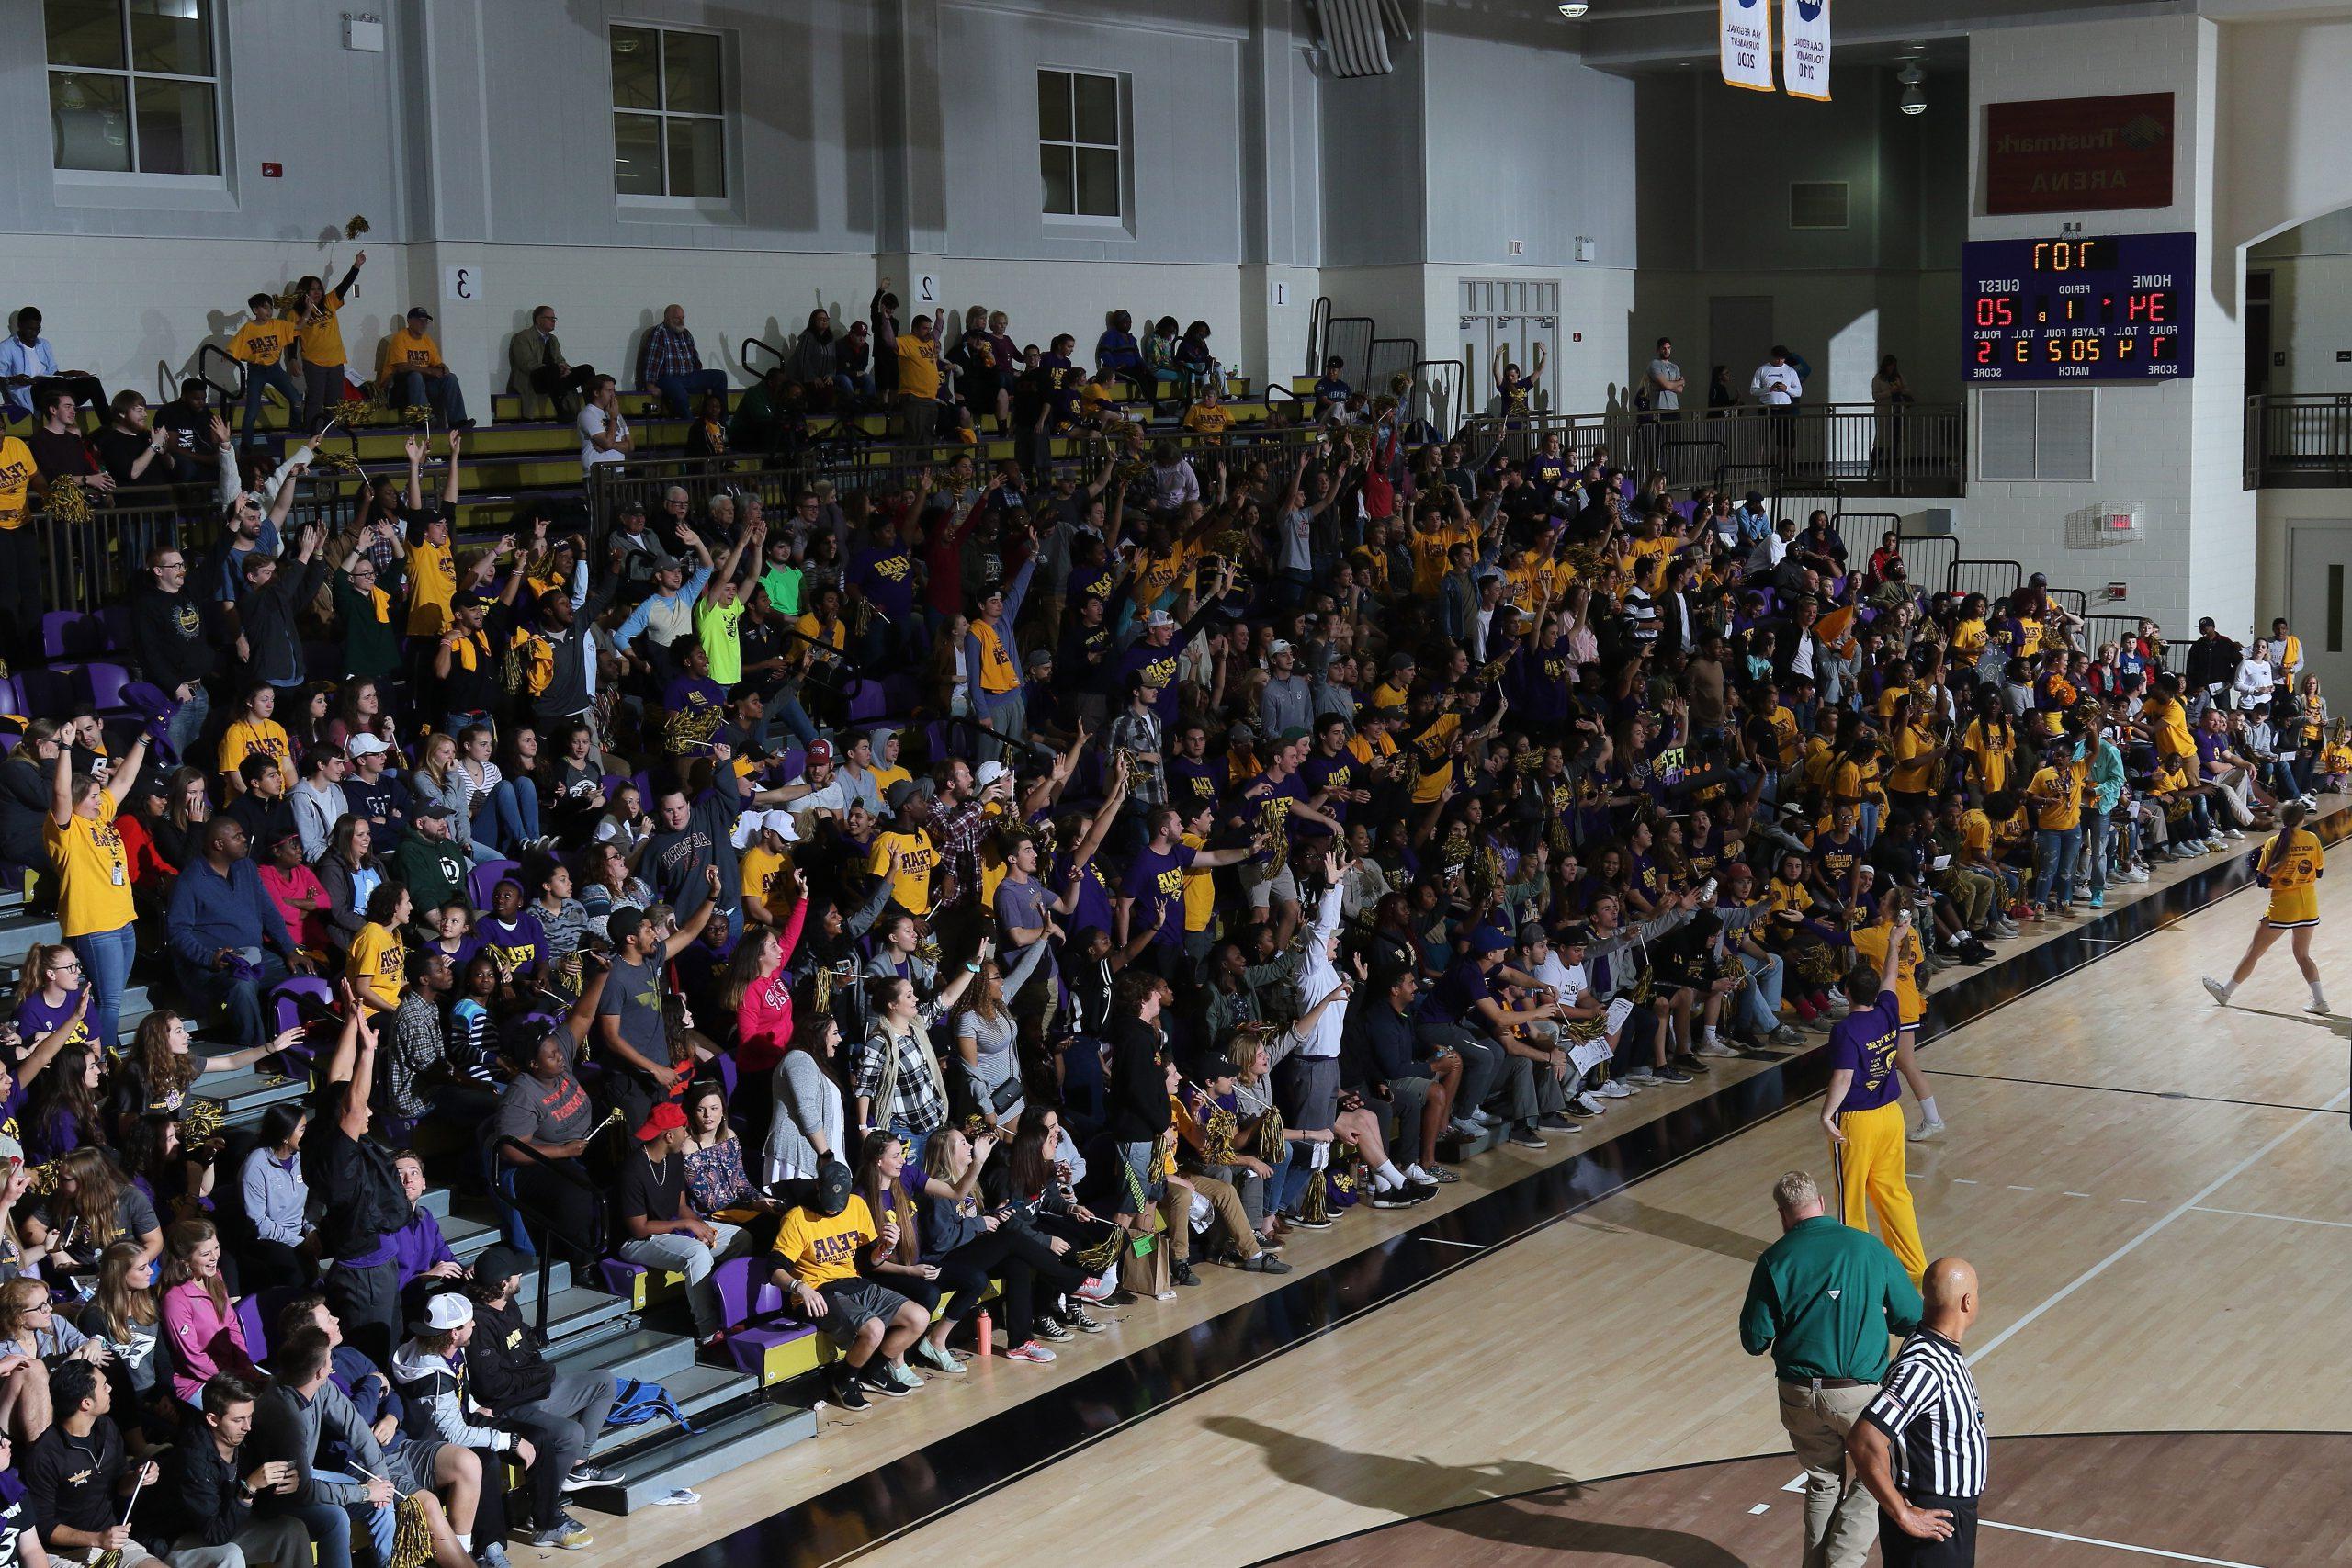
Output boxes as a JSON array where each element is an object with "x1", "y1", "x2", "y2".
[
  {"x1": 1963, "y1": 1087, "x2": 2350, "y2": 1368},
  {"x1": 1978, "y1": 1518, "x2": 2262, "y2": 1566}
]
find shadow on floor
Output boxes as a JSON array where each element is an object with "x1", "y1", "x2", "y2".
[
  {"x1": 1208, "y1": 1417, "x2": 1757, "y2": 1567},
  {"x1": 1571, "y1": 1196, "x2": 1772, "y2": 1266}
]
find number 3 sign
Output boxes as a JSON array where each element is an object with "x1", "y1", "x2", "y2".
[{"x1": 442, "y1": 265, "x2": 481, "y2": 302}]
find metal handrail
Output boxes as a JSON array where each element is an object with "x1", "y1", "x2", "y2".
[
  {"x1": 193, "y1": 343, "x2": 244, "y2": 401},
  {"x1": 741, "y1": 335, "x2": 786, "y2": 381},
  {"x1": 494, "y1": 1133, "x2": 609, "y2": 1338},
  {"x1": 1305, "y1": 296, "x2": 1331, "y2": 375}
]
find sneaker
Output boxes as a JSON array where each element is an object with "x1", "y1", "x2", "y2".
[
  {"x1": 1673, "y1": 1054, "x2": 1712, "y2": 1075},
  {"x1": 2308, "y1": 996, "x2": 2333, "y2": 1016},
  {"x1": 2225, "y1": 827, "x2": 2247, "y2": 840},
  {"x1": 2085, "y1": 892, "x2": 2105, "y2": 909},
  {"x1": 1074, "y1": 1275, "x2": 1116, "y2": 1303},
  {"x1": 1656, "y1": 1063, "x2": 1695, "y2": 1084},
  {"x1": 1696, "y1": 1039, "x2": 1738, "y2": 1058},
  {"x1": 1623, "y1": 1066, "x2": 1660, "y2": 1087},
  {"x1": 1473, "y1": 1108, "x2": 1506, "y2": 1127},
  {"x1": 1907, "y1": 1119, "x2": 1947, "y2": 1143},
  {"x1": 2202, "y1": 976, "x2": 2233, "y2": 1006},
  {"x1": 1536, "y1": 1111, "x2": 1578, "y2": 1133},
  {"x1": 477, "y1": 1543, "x2": 514, "y2": 1568},
  {"x1": 860, "y1": 1365, "x2": 911, "y2": 1398},
  {"x1": 1573, "y1": 1089, "x2": 1606, "y2": 1115},
  {"x1": 1371, "y1": 1185, "x2": 1419, "y2": 1208},
  {"x1": 1506, "y1": 1127, "x2": 1549, "y2": 1149},
  {"x1": 1425, "y1": 1163, "x2": 1461, "y2": 1181},
  {"x1": 1238, "y1": 1251, "x2": 1294, "y2": 1273},
  {"x1": 2124, "y1": 866, "x2": 2150, "y2": 883},
  {"x1": 1066, "y1": 1304, "x2": 1109, "y2": 1333},
  {"x1": 1284, "y1": 1211, "x2": 1334, "y2": 1231},
  {"x1": 1005, "y1": 1340, "x2": 1058, "y2": 1363},
  {"x1": 562, "y1": 1462, "x2": 617, "y2": 1490},
  {"x1": 1770, "y1": 1025, "x2": 1807, "y2": 1046},
  {"x1": 530, "y1": 1516, "x2": 594, "y2": 1551},
  {"x1": 1401, "y1": 1178, "x2": 1441, "y2": 1201},
  {"x1": 911, "y1": 1337, "x2": 966, "y2": 1375},
  {"x1": 888, "y1": 1359, "x2": 924, "y2": 1393},
  {"x1": 1170, "y1": 1258, "x2": 1201, "y2": 1287},
  {"x1": 1598, "y1": 1079, "x2": 1633, "y2": 1099},
  {"x1": 1034, "y1": 1315, "x2": 1072, "y2": 1342},
  {"x1": 826, "y1": 1365, "x2": 869, "y2": 1411},
  {"x1": 1447, "y1": 1117, "x2": 1485, "y2": 1140},
  {"x1": 1151, "y1": 1288, "x2": 1179, "y2": 1301}
]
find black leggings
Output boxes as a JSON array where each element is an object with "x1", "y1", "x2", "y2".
[{"x1": 929, "y1": 1224, "x2": 1089, "y2": 1345}]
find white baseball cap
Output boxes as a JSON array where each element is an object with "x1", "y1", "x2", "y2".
[
  {"x1": 347, "y1": 734, "x2": 390, "y2": 759},
  {"x1": 975, "y1": 760, "x2": 1012, "y2": 788}
]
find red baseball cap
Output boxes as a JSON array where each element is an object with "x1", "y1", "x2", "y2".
[{"x1": 635, "y1": 1101, "x2": 687, "y2": 1142}]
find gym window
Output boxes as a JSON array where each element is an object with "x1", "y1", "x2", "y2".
[
  {"x1": 611, "y1": 24, "x2": 729, "y2": 201},
  {"x1": 46, "y1": 0, "x2": 223, "y2": 178},
  {"x1": 1038, "y1": 68, "x2": 1125, "y2": 220}
]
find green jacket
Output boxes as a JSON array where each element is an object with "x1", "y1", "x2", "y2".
[{"x1": 1739, "y1": 1214, "x2": 1922, "y2": 1381}]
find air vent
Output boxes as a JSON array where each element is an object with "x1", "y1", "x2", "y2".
[
  {"x1": 1978, "y1": 389, "x2": 2096, "y2": 482},
  {"x1": 1790, "y1": 181, "x2": 1850, "y2": 230}
]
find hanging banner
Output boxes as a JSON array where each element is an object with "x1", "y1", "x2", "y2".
[
  {"x1": 1720, "y1": 0, "x2": 1774, "y2": 93},
  {"x1": 1783, "y1": 0, "x2": 1829, "y2": 102}
]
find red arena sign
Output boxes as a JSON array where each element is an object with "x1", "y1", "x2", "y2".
[{"x1": 1984, "y1": 92, "x2": 2175, "y2": 215}]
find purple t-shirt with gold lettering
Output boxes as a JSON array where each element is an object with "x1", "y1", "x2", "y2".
[
  {"x1": 1120, "y1": 842, "x2": 1195, "y2": 948},
  {"x1": 1827, "y1": 989, "x2": 1905, "y2": 1111}
]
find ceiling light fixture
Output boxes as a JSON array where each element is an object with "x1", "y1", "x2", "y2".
[
  {"x1": 1558, "y1": 2, "x2": 1589, "y2": 17},
  {"x1": 1897, "y1": 62, "x2": 1926, "y2": 116}
]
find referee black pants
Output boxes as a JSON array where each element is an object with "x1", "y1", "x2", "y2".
[{"x1": 1880, "y1": 1494, "x2": 1979, "y2": 1567}]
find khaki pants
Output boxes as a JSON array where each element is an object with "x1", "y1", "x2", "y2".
[
  {"x1": 1180, "y1": 1169, "x2": 1262, "y2": 1260},
  {"x1": 1777, "y1": 1378, "x2": 1881, "y2": 1568}
]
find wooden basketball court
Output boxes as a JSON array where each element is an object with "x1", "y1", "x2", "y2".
[{"x1": 602, "y1": 841, "x2": 2352, "y2": 1568}]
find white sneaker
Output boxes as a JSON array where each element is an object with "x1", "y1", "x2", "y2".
[
  {"x1": 1696, "y1": 1040, "x2": 1738, "y2": 1058},
  {"x1": 2124, "y1": 866, "x2": 2150, "y2": 883},
  {"x1": 2308, "y1": 995, "x2": 2332, "y2": 1016},
  {"x1": 1598, "y1": 1079, "x2": 1633, "y2": 1099},
  {"x1": 2202, "y1": 976, "x2": 2233, "y2": 1006},
  {"x1": 1623, "y1": 1067, "x2": 1660, "y2": 1087},
  {"x1": 1473, "y1": 1109, "x2": 1506, "y2": 1127},
  {"x1": 1574, "y1": 1089, "x2": 1606, "y2": 1115},
  {"x1": 2225, "y1": 828, "x2": 2247, "y2": 840},
  {"x1": 1907, "y1": 1119, "x2": 1947, "y2": 1144}
]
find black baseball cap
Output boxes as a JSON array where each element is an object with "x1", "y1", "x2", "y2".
[{"x1": 472, "y1": 1244, "x2": 529, "y2": 1287}]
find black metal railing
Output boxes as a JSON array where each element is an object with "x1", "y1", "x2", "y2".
[
  {"x1": 1948, "y1": 558, "x2": 2022, "y2": 603},
  {"x1": 741, "y1": 336, "x2": 786, "y2": 382},
  {"x1": 494, "y1": 1134, "x2": 610, "y2": 1338},
  {"x1": 2245, "y1": 393, "x2": 2352, "y2": 488},
  {"x1": 1461, "y1": 403, "x2": 1964, "y2": 497}
]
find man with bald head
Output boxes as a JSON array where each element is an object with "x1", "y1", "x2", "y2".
[
  {"x1": 1741, "y1": 1170, "x2": 1922, "y2": 1568},
  {"x1": 1848, "y1": 1257, "x2": 1987, "y2": 1566},
  {"x1": 639, "y1": 302, "x2": 729, "y2": 415}
]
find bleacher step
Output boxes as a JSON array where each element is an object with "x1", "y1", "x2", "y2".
[
  {"x1": 568, "y1": 1400, "x2": 816, "y2": 1516},
  {"x1": 526, "y1": 1283, "x2": 631, "y2": 1346},
  {"x1": 548, "y1": 1324, "x2": 700, "y2": 1388},
  {"x1": 586, "y1": 1361, "x2": 756, "y2": 1457}
]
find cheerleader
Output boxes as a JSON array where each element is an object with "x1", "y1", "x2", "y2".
[{"x1": 2204, "y1": 801, "x2": 2328, "y2": 1014}]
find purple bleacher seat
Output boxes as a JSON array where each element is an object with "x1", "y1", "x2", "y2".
[
  {"x1": 234, "y1": 1294, "x2": 269, "y2": 1357},
  {"x1": 469, "y1": 858, "x2": 523, "y2": 909},
  {"x1": 713, "y1": 1256, "x2": 758, "y2": 1327},
  {"x1": 79, "y1": 661, "x2": 135, "y2": 716},
  {"x1": 0, "y1": 676, "x2": 22, "y2": 717},
  {"x1": 847, "y1": 679, "x2": 889, "y2": 723},
  {"x1": 269, "y1": 976, "x2": 336, "y2": 1043},
  {"x1": 40, "y1": 611, "x2": 110, "y2": 662},
  {"x1": 1676, "y1": 500, "x2": 1700, "y2": 523},
  {"x1": 598, "y1": 1258, "x2": 648, "y2": 1299}
]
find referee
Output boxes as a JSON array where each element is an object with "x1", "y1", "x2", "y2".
[
  {"x1": 1849, "y1": 1258, "x2": 1988, "y2": 1566},
  {"x1": 1738, "y1": 1170, "x2": 1923, "y2": 1568}
]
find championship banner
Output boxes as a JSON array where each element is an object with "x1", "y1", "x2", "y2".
[
  {"x1": 1783, "y1": 0, "x2": 1828, "y2": 102},
  {"x1": 1720, "y1": 0, "x2": 1774, "y2": 93}
]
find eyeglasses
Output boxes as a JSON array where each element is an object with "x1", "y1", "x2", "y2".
[{"x1": 49, "y1": 960, "x2": 82, "y2": 976}]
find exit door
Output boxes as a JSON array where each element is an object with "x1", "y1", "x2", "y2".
[
  {"x1": 1460, "y1": 279, "x2": 1559, "y2": 417},
  {"x1": 2288, "y1": 523, "x2": 2352, "y2": 699}
]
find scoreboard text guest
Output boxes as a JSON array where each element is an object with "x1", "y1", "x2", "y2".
[{"x1": 1962, "y1": 231, "x2": 2197, "y2": 382}]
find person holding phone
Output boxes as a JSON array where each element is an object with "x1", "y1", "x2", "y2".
[{"x1": 164, "y1": 1374, "x2": 318, "y2": 1568}]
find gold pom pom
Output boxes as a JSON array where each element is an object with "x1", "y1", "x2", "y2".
[{"x1": 345, "y1": 214, "x2": 372, "y2": 239}]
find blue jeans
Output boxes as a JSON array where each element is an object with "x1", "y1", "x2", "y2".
[
  {"x1": 261, "y1": 1499, "x2": 354, "y2": 1568},
  {"x1": 165, "y1": 683, "x2": 210, "y2": 764},
  {"x1": 241, "y1": 362, "x2": 302, "y2": 443},
  {"x1": 312, "y1": 1472, "x2": 392, "y2": 1564},
  {"x1": 653, "y1": 367, "x2": 729, "y2": 416},
  {"x1": 1738, "y1": 949, "x2": 1786, "y2": 1035},
  {"x1": 2031, "y1": 826, "x2": 2081, "y2": 908},
  {"x1": 2083, "y1": 807, "x2": 2112, "y2": 897},
  {"x1": 470, "y1": 778, "x2": 541, "y2": 852},
  {"x1": 175, "y1": 944, "x2": 289, "y2": 1047},
  {"x1": 70, "y1": 924, "x2": 136, "y2": 1055},
  {"x1": 393, "y1": 368, "x2": 469, "y2": 424}
]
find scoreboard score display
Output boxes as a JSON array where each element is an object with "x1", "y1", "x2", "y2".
[{"x1": 1963, "y1": 231, "x2": 2195, "y2": 382}]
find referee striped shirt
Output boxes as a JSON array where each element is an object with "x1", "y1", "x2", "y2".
[{"x1": 1861, "y1": 1328, "x2": 1989, "y2": 1499}]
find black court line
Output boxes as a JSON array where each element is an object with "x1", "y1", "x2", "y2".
[
  {"x1": 1922, "y1": 1066, "x2": 2340, "y2": 1116},
  {"x1": 663, "y1": 804, "x2": 2350, "y2": 1568}
]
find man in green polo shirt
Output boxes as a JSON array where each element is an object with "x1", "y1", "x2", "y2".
[{"x1": 1740, "y1": 1168, "x2": 1924, "y2": 1568}]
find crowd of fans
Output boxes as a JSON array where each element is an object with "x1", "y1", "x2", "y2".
[{"x1": 0, "y1": 282, "x2": 2331, "y2": 1559}]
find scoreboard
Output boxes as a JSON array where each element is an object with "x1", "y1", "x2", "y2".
[{"x1": 1962, "y1": 231, "x2": 2195, "y2": 382}]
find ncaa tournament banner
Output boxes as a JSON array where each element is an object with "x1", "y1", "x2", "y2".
[
  {"x1": 1720, "y1": 0, "x2": 1773, "y2": 92},
  {"x1": 1783, "y1": 0, "x2": 1828, "y2": 102}
]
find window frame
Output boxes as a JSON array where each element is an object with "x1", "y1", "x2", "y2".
[
  {"x1": 1036, "y1": 66, "x2": 1128, "y2": 227},
  {"x1": 45, "y1": 0, "x2": 228, "y2": 186},
  {"x1": 609, "y1": 21, "x2": 733, "y2": 209}
]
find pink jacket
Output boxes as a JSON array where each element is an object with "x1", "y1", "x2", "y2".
[
  {"x1": 164, "y1": 1279, "x2": 260, "y2": 1404},
  {"x1": 734, "y1": 900, "x2": 808, "y2": 1075}
]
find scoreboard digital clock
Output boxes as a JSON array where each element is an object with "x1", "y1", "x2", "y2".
[{"x1": 1962, "y1": 231, "x2": 2195, "y2": 382}]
